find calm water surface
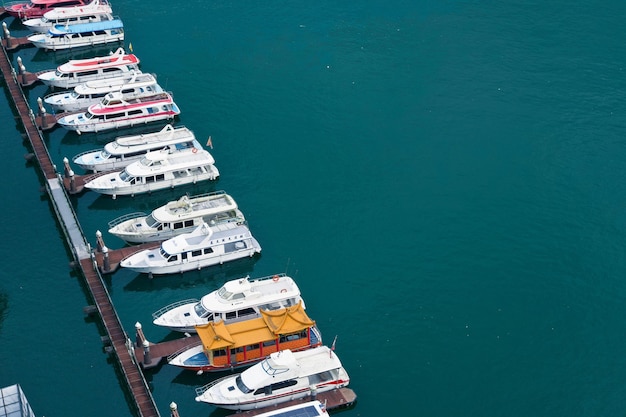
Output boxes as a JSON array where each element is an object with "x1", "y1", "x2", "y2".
[{"x1": 2, "y1": 1, "x2": 626, "y2": 416}]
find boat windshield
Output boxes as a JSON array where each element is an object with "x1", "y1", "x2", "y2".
[
  {"x1": 193, "y1": 302, "x2": 212, "y2": 319},
  {"x1": 99, "y1": 150, "x2": 110, "y2": 159},
  {"x1": 70, "y1": 90, "x2": 81, "y2": 99},
  {"x1": 85, "y1": 111, "x2": 96, "y2": 120},
  {"x1": 235, "y1": 376, "x2": 252, "y2": 394},
  {"x1": 54, "y1": 69, "x2": 64, "y2": 77},
  {"x1": 145, "y1": 214, "x2": 159, "y2": 228},
  {"x1": 261, "y1": 359, "x2": 289, "y2": 376},
  {"x1": 119, "y1": 170, "x2": 133, "y2": 182},
  {"x1": 217, "y1": 286, "x2": 233, "y2": 301},
  {"x1": 41, "y1": 17, "x2": 51, "y2": 23}
]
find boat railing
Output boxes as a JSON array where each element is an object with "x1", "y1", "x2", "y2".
[
  {"x1": 107, "y1": 211, "x2": 147, "y2": 228},
  {"x1": 71, "y1": 148, "x2": 102, "y2": 161},
  {"x1": 152, "y1": 298, "x2": 199, "y2": 320},
  {"x1": 184, "y1": 189, "x2": 227, "y2": 201},
  {"x1": 195, "y1": 374, "x2": 233, "y2": 397},
  {"x1": 251, "y1": 272, "x2": 288, "y2": 283},
  {"x1": 166, "y1": 339, "x2": 203, "y2": 362}
]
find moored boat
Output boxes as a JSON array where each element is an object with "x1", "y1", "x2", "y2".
[
  {"x1": 152, "y1": 273, "x2": 304, "y2": 333},
  {"x1": 72, "y1": 124, "x2": 197, "y2": 173},
  {"x1": 27, "y1": 18, "x2": 124, "y2": 51},
  {"x1": 4, "y1": 0, "x2": 90, "y2": 19},
  {"x1": 167, "y1": 301, "x2": 322, "y2": 372},
  {"x1": 57, "y1": 91, "x2": 179, "y2": 133},
  {"x1": 119, "y1": 222, "x2": 261, "y2": 275},
  {"x1": 194, "y1": 346, "x2": 350, "y2": 410},
  {"x1": 44, "y1": 71, "x2": 161, "y2": 112},
  {"x1": 108, "y1": 190, "x2": 245, "y2": 244},
  {"x1": 83, "y1": 147, "x2": 219, "y2": 197},
  {"x1": 37, "y1": 47, "x2": 140, "y2": 89},
  {"x1": 22, "y1": 0, "x2": 113, "y2": 33}
]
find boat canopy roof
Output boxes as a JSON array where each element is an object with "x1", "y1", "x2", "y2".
[
  {"x1": 49, "y1": 18, "x2": 123, "y2": 34},
  {"x1": 196, "y1": 301, "x2": 314, "y2": 350},
  {"x1": 43, "y1": 0, "x2": 111, "y2": 18}
]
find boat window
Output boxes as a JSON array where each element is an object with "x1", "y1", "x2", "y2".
[
  {"x1": 261, "y1": 357, "x2": 290, "y2": 376},
  {"x1": 193, "y1": 302, "x2": 208, "y2": 317},
  {"x1": 246, "y1": 344, "x2": 260, "y2": 351},
  {"x1": 173, "y1": 222, "x2": 184, "y2": 230},
  {"x1": 217, "y1": 287, "x2": 233, "y2": 300},
  {"x1": 184, "y1": 220, "x2": 194, "y2": 227},
  {"x1": 167, "y1": 255, "x2": 178, "y2": 263},
  {"x1": 262, "y1": 340, "x2": 276, "y2": 348},
  {"x1": 225, "y1": 311, "x2": 236, "y2": 320},
  {"x1": 70, "y1": 91, "x2": 80, "y2": 99},
  {"x1": 145, "y1": 214, "x2": 158, "y2": 227},
  {"x1": 77, "y1": 70, "x2": 98, "y2": 76},
  {"x1": 235, "y1": 376, "x2": 252, "y2": 394},
  {"x1": 102, "y1": 67, "x2": 121, "y2": 73},
  {"x1": 191, "y1": 250, "x2": 201, "y2": 257},
  {"x1": 232, "y1": 293, "x2": 244, "y2": 301},
  {"x1": 128, "y1": 109, "x2": 143, "y2": 116},
  {"x1": 238, "y1": 308, "x2": 256, "y2": 317},
  {"x1": 213, "y1": 349, "x2": 226, "y2": 357},
  {"x1": 119, "y1": 170, "x2": 131, "y2": 181},
  {"x1": 100, "y1": 150, "x2": 111, "y2": 159},
  {"x1": 253, "y1": 380, "x2": 297, "y2": 396},
  {"x1": 203, "y1": 247, "x2": 213, "y2": 255},
  {"x1": 156, "y1": 174, "x2": 165, "y2": 181},
  {"x1": 181, "y1": 252, "x2": 188, "y2": 261}
]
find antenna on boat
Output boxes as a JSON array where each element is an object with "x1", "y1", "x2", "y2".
[{"x1": 330, "y1": 335, "x2": 337, "y2": 357}]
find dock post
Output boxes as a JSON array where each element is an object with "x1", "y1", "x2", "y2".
[
  {"x1": 17, "y1": 57, "x2": 25, "y2": 85},
  {"x1": 69, "y1": 169, "x2": 76, "y2": 193},
  {"x1": 101, "y1": 246, "x2": 110, "y2": 273},
  {"x1": 143, "y1": 340, "x2": 152, "y2": 366},
  {"x1": 170, "y1": 402, "x2": 180, "y2": 417},
  {"x1": 135, "y1": 322, "x2": 145, "y2": 348},
  {"x1": 96, "y1": 230, "x2": 105, "y2": 252},
  {"x1": 311, "y1": 387, "x2": 317, "y2": 400},
  {"x1": 2, "y1": 23, "x2": 11, "y2": 50},
  {"x1": 37, "y1": 97, "x2": 47, "y2": 130},
  {"x1": 63, "y1": 157, "x2": 71, "y2": 178}
]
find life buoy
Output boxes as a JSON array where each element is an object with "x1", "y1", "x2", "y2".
[
  {"x1": 280, "y1": 289, "x2": 287, "y2": 293},
  {"x1": 272, "y1": 275, "x2": 279, "y2": 282},
  {"x1": 192, "y1": 147, "x2": 198, "y2": 153}
]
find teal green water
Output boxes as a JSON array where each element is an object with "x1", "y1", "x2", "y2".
[{"x1": 2, "y1": 1, "x2": 626, "y2": 416}]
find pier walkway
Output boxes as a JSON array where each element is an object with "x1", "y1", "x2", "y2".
[{"x1": 0, "y1": 27, "x2": 162, "y2": 417}]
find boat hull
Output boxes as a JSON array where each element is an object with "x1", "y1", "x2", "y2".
[
  {"x1": 58, "y1": 109, "x2": 179, "y2": 133},
  {"x1": 28, "y1": 32, "x2": 124, "y2": 51}
]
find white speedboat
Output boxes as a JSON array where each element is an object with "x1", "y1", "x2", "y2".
[
  {"x1": 37, "y1": 47, "x2": 140, "y2": 89},
  {"x1": 152, "y1": 273, "x2": 304, "y2": 333},
  {"x1": 72, "y1": 124, "x2": 198, "y2": 173},
  {"x1": 44, "y1": 71, "x2": 161, "y2": 112},
  {"x1": 167, "y1": 302, "x2": 322, "y2": 372},
  {"x1": 194, "y1": 346, "x2": 350, "y2": 411},
  {"x1": 28, "y1": 18, "x2": 124, "y2": 51},
  {"x1": 22, "y1": 0, "x2": 113, "y2": 33},
  {"x1": 57, "y1": 91, "x2": 180, "y2": 133},
  {"x1": 120, "y1": 222, "x2": 261, "y2": 275},
  {"x1": 108, "y1": 190, "x2": 245, "y2": 244},
  {"x1": 83, "y1": 147, "x2": 219, "y2": 197}
]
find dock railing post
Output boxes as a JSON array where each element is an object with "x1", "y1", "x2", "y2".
[
  {"x1": 102, "y1": 246, "x2": 110, "y2": 273},
  {"x1": 143, "y1": 340, "x2": 152, "y2": 366},
  {"x1": 170, "y1": 402, "x2": 180, "y2": 417},
  {"x1": 69, "y1": 169, "x2": 76, "y2": 193},
  {"x1": 96, "y1": 230, "x2": 105, "y2": 252},
  {"x1": 3, "y1": 23, "x2": 11, "y2": 50},
  {"x1": 135, "y1": 322, "x2": 144, "y2": 348},
  {"x1": 63, "y1": 157, "x2": 71, "y2": 178}
]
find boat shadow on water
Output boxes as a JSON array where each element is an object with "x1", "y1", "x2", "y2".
[{"x1": 122, "y1": 256, "x2": 261, "y2": 293}]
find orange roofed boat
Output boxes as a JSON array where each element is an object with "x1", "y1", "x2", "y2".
[{"x1": 167, "y1": 301, "x2": 322, "y2": 373}]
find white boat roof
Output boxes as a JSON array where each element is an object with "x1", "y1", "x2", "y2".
[
  {"x1": 161, "y1": 222, "x2": 250, "y2": 254},
  {"x1": 41, "y1": 0, "x2": 111, "y2": 19},
  {"x1": 105, "y1": 124, "x2": 195, "y2": 153},
  {"x1": 200, "y1": 274, "x2": 301, "y2": 312},
  {"x1": 54, "y1": 47, "x2": 139, "y2": 73},
  {"x1": 74, "y1": 71, "x2": 156, "y2": 94},
  {"x1": 240, "y1": 346, "x2": 343, "y2": 389},
  {"x1": 152, "y1": 191, "x2": 239, "y2": 223},
  {"x1": 49, "y1": 18, "x2": 123, "y2": 35},
  {"x1": 124, "y1": 148, "x2": 215, "y2": 176}
]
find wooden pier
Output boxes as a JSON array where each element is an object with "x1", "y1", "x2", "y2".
[{"x1": 0, "y1": 25, "x2": 164, "y2": 417}]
